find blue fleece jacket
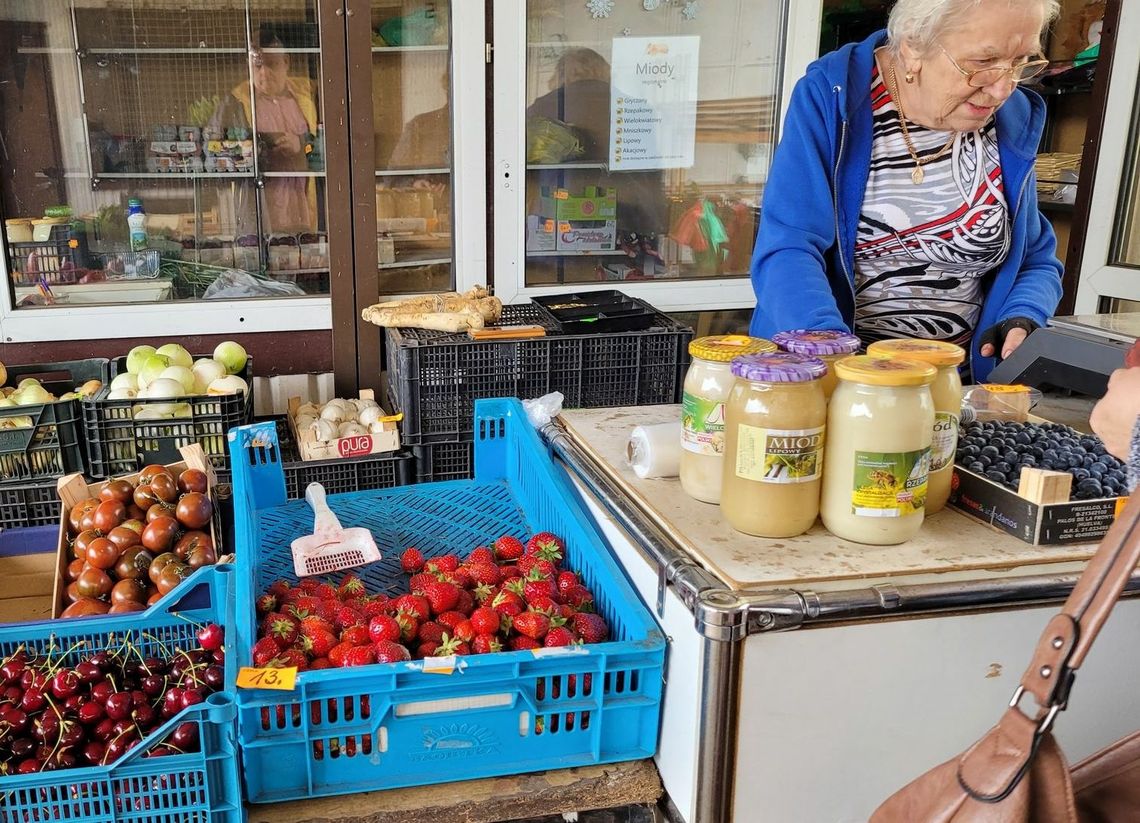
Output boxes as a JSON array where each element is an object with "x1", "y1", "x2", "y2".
[{"x1": 748, "y1": 30, "x2": 1063, "y2": 381}]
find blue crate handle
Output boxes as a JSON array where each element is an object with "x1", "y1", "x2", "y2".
[{"x1": 229, "y1": 419, "x2": 287, "y2": 514}]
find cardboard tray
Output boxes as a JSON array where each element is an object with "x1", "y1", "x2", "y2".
[
  {"x1": 948, "y1": 465, "x2": 1127, "y2": 545},
  {"x1": 287, "y1": 389, "x2": 401, "y2": 462},
  {"x1": 51, "y1": 443, "x2": 219, "y2": 618}
]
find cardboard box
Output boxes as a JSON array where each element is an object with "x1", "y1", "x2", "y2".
[
  {"x1": 287, "y1": 389, "x2": 400, "y2": 462},
  {"x1": 948, "y1": 465, "x2": 1127, "y2": 545},
  {"x1": 52, "y1": 444, "x2": 218, "y2": 619},
  {"x1": 525, "y1": 215, "x2": 556, "y2": 252},
  {"x1": 538, "y1": 186, "x2": 618, "y2": 222},
  {"x1": 557, "y1": 220, "x2": 617, "y2": 251}
]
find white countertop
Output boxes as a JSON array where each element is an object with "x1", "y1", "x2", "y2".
[{"x1": 559, "y1": 405, "x2": 1098, "y2": 592}]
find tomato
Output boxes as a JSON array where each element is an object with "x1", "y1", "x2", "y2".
[
  {"x1": 175, "y1": 493, "x2": 213, "y2": 530},
  {"x1": 177, "y1": 469, "x2": 208, "y2": 495},
  {"x1": 85, "y1": 537, "x2": 120, "y2": 571},
  {"x1": 141, "y1": 517, "x2": 180, "y2": 553}
]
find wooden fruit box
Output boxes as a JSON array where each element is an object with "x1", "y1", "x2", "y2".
[
  {"x1": 287, "y1": 389, "x2": 401, "y2": 462},
  {"x1": 51, "y1": 443, "x2": 219, "y2": 618}
]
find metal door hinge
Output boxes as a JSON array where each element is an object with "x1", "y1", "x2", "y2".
[{"x1": 485, "y1": 43, "x2": 493, "y2": 64}]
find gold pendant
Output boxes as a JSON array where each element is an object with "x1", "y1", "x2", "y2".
[{"x1": 911, "y1": 165, "x2": 924, "y2": 185}]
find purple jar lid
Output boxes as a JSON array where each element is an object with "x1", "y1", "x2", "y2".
[
  {"x1": 731, "y1": 352, "x2": 828, "y2": 383},
  {"x1": 773, "y1": 329, "x2": 861, "y2": 357}
]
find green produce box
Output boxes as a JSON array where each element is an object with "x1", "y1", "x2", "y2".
[
  {"x1": 538, "y1": 185, "x2": 617, "y2": 221},
  {"x1": 948, "y1": 466, "x2": 1126, "y2": 545}
]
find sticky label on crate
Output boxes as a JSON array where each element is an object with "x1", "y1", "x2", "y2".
[
  {"x1": 530, "y1": 646, "x2": 590, "y2": 658},
  {"x1": 236, "y1": 666, "x2": 297, "y2": 690},
  {"x1": 421, "y1": 656, "x2": 457, "y2": 675}
]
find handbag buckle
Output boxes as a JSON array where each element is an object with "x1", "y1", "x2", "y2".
[{"x1": 1008, "y1": 684, "x2": 1067, "y2": 736}]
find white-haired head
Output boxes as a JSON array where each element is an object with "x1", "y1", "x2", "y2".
[{"x1": 887, "y1": 0, "x2": 1060, "y2": 58}]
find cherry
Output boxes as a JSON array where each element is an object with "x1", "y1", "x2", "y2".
[
  {"x1": 20, "y1": 687, "x2": 46, "y2": 713},
  {"x1": 9, "y1": 737, "x2": 35, "y2": 759},
  {"x1": 161, "y1": 689, "x2": 184, "y2": 719},
  {"x1": 21, "y1": 669, "x2": 46, "y2": 691},
  {"x1": 16, "y1": 758, "x2": 40, "y2": 774},
  {"x1": 4, "y1": 708, "x2": 27, "y2": 734},
  {"x1": 34, "y1": 713, "x2": 60, "y2": 744},
  {"x1": 90, "y1": 680, "x2": 115, "y2": 704},
  {"x1": 63, "y1": 693, "x2": 84, "y2": 713},
  {"x1": 82, "y1": 741, "x2": 106, "y2": 765},
  {"x1": 132, "y1": 703, "x2": 156, "y2": 728},
  {"x1": 196, "y1": 623, "x2": 224, "y2": 652},
  {"x1": 77, "y1": 701, "x2": 105, "y2": 725},
  {"x1": 59, "y1": 721, "x2": 85, "y2": 749},
  {"x1": 180, "y1": 688, "x2": 205, "y2": 709},
  {"x1": 51, "y1": 668, "x2": 80, "y2": 700},
  {"x1": 202, "y1": 665, "x2": 224, "y2": 690},
  {"x1": 104, "y1": 691, "x2": 133, "y2": 721},
  {"x1": 75, "y1": 660, "x2": 102, "y2": 683},
  {"x1": 93, "y1": 717, "x2": 115, "y2": 742},
  {"x1": 170, "y1": 721, "x2": 198, "y2": 750},
  {"x1": 141, "y1": 674, "x2": 166, "y2": 697}
]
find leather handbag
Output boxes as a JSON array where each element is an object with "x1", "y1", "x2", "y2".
[{"x1": 872, "y1": 488, "x2": 1140, "y2": 822}]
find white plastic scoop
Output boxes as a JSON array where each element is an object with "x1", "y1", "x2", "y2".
[{"x1": 290, "y1": 483, "x2": 381, "y2": 577}]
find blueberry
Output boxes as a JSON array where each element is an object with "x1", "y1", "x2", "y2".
[
  {"x1": 1067, "y1": 455, "x2": 1083, "y2": 469},
  {"x1": 1030, "y1": 446, "x2": 1045, "y2": 459},
  {"x1": 986, "y1": 470, "x2": 1008, "y2": 483},
  {"x1": 994, "y1": 461, "x2": 1012, "y2": 474},
  {"x1": 1015, "y1": 432, "x2": 1032, "y2": 445},
  {"x1": 958, "y1": 444, "x2": 980, "y2": 459},
  {"x1": 1020, "y1": 456, "x2": 1037, "y2": 467},
  {"x1": 969, "y1": 461, "x2": 986, "y2": 474},
  {"x1": 1077, "y1": 478, "x2": 1103, "y2": 497},
  {"x1": 1071, "y1": 468, "x2": 1090, "y2": 482},
  {"x1": 1089, "y1": 463, "x2": 1106, "y2": 477},
  {"x1": 981, "y1": 445, "x2": 1000, "y2": 458}
]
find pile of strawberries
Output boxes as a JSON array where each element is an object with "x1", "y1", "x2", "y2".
[{"x1": 250, "y1": 531, "x2": 610, "y2": 670}]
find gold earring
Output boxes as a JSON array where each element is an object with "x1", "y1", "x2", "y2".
[{"x1": 905, "y1": 72, "x2": 915, "y2": 84}]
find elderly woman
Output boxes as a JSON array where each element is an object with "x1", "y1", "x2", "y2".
[{"x1": 750, "y1": 0, "x2": 1063, "y2": 380}]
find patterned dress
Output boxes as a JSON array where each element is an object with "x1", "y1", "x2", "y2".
[{"x1": 854, "y1": 66, "x2": 1011, "y2": 349}]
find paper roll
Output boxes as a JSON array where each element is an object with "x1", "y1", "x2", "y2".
[{"x1": 627, "y1": 422, "x2": 683, "y2": 479}]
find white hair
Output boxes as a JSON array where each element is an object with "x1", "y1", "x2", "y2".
[{"x1": 886, "y1": 0, "x2": 1060, "y2": 57}]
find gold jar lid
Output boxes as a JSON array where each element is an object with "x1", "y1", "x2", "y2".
[
  {"x1": 689, "y1": 335, "x2": 777, "y2": 362},
  {"x1": 835, "y1": 354, "x2": 936, "y2": 387},
  {"x1": 867, "y1": 339, "x2": 965, "y2": 368}
]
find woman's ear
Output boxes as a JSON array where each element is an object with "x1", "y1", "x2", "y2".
[{"x1": 897, "y1": 40, "x2": 924, "y2": 80}]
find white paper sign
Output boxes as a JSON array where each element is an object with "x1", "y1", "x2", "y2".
[{"x1": 609, "y1": 36, "x2": 700, "y2": 171}]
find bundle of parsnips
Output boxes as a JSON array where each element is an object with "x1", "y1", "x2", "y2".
[{"x1": 361, "y1": 286, "x2": 502, "y2": 332}]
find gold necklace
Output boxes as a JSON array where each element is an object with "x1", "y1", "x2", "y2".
[{"x1": 884, "y1": 62, "x2": 957, "y2": 184}]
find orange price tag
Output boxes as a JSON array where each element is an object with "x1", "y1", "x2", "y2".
[
  {"x1": 554, "y1": 189, "x2": 570, "y2": 200},
  {"x1": 236, "y1": 666, "x2": 297, "y2": 691},
  {"x1": 558, "y1": 222, "x2": 571, "y2": 233},
  {"x1": 981, "y1": 384, "x2": 1031, "y2": 394}
]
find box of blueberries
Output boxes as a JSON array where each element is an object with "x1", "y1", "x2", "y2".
[{"x1": 949, "y1": 419, "x2": 1128, "y2": 545}]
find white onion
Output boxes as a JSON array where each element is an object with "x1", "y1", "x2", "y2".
[
  {"x1": 213, "y1": 341, "x2": 248, "y2": 374},
  {"x1": 0, "y1": 397, "x2": 15, "y2": 408},
  {"x1": 107, "y1": 388, "x2": 137, "y2": 401},
  {"x1": 133, "y1": 406, "x2": 171, "y2": 420},
  {"x1": 310, "y1": 419, "x2": 337, "y2": 442},
  {"x1": 14, "y1": 385, "x2": 53, "y2": 405},
  {"x1": 156, "y1": 343, "x2": 193, "y2": 369},
  {"x1": 16, "y1": 378, "x2": 41, "y2": 391},
  {"x1": 142, "y1": 378, "x2": 184, "y2": 399},
  {"x1": 357, "y1": 405, "x2": 383, "y2": 427},
  {"x1": 340, "y1": 399, "x2": 361, "y2": 416},
  {"x1": 207, "y1": 375, "x2": 248, "y2": 396},
  {"x1": 338, "y1": 421, "x2": 367, "y2": 437},
  {"x1": 125, "y1": 345, "x2": 156, "y2": 375},
  {"x1": 191, "y1": 359, "x2": 227, "y2": 394},
  {"x1": 110, "y1": 373, "x2": 138, "y2": 392},
  {"x1": 159, "y1": 366, "x2": 196, "y2": 394}
]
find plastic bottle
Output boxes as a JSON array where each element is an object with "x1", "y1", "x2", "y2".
[{"x1": 127, "y1": 198, "x2": 147, "y2": 251}]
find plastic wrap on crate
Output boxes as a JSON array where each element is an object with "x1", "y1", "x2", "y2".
[
  {"x1": 82, "y1": 356, "x2": 254, "y2": 478},
  {"x1": 227, "y1": 400, "x2": 665, "y2": 803},
  {"x1": 0, "y1": 359, "x2": 109, "y2": 482},
  {"x1": 0, "y1": 565, "x2": 243, "y2": 823},
  {"x1": 386, "y1": 303, "x2": 691, "y2": 445}
]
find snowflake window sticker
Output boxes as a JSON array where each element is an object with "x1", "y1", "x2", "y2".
[
  {"x1": 586, "y1": 0, "x2": 615, "y2": 18},
  {"x1": 682, "y1": 1, "x2": 699, "y2": 20}
]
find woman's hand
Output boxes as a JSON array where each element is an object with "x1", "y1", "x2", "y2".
[
  {"x1": 1090, "y1": 367, "x2": 1140, "y2": 460},
  {"x1": 979, "y1": 327, "x2": 1028, "y2": 360},
  {"x1": 979, "y1": 318, "x2": 1037, "y2": 361}
]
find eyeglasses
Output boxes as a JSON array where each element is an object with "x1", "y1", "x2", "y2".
[{"x1": 938, "y1": 45, "x2": 1049, "y2": 88}]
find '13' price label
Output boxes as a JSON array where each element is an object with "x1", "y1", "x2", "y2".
[{"x1": 236, "y1": 666, "x2": 297, "y2": 691}]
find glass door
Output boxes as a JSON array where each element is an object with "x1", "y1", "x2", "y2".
[
  {"x1": 494, "y1": 0, "x2": 817, "y2": 311},
  {"x1": 0, "y1": 0, "x2": 334, "y2": 341}
]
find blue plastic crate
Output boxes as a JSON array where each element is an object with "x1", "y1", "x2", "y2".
[
  {"x1": 0, "y1": 565, "x2": 244, "y2": 823},
  {"x1": 228, "y1": 399, "x2": 665, "y2": 803}
]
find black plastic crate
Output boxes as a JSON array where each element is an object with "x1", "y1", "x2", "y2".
[
  {"x1": 411, "y1": 438, "x2": 475, "y2": 483},
  {"x1": 533, "y1": 290, "x2": 658, "y2": 333},
  {"x1": 0, "y1": 479, "x2": 59, "y2": 529},
  {"x1": 386, "y1": 302, "x2": 691, "y2": 445},
  {"x1": 7, "y1": 224, "x2": 82, "y2": 286},
  {"x1": 82, "y1": 355, "x2": 254, "y2": 478},
  {"x1": 214, "y1": 419, "x2": 415, "y2": 499},
  {"x1": 0, "y1": 359, "x2": 109, "y2": 482}
]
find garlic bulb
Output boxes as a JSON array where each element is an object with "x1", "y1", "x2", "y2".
[
  {"x1": 357, "y1": 405, "x2": 383, "y2": 427},
  {"x1": 319, "y1": 404, "x2": 345, "y2": 423},
  {"x1": 297, "y1": 402, "x2": 320, "y2": 417},
  {"x1": 294, "y1": 413, "x2": 316, "y2": 431},
  {"x1": 310, "y1": 418, "x2": 337, "y2": 442},
  {"x1": 340, "y1": 399, "x2": 360, "y2": 416},
  {"x1": 368, "y1": 420, "x2": 389, "y2": 435},
  {"x1": 338, "y1": 421, "x2": 367, "y2": 437}
]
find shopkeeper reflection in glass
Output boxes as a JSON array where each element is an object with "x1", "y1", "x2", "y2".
[
  {"x1": 210, "y1": 31, "x2": 319, "y2": 233},
  {"x1": 749, "y1": 0, "x2": 1063, "y2": 381}
]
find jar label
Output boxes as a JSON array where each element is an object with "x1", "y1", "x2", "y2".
[
  {"x1": 930, "y1": 412, "x2": 958, "y2": 472},
  {"x1": 851, "y1": 449, "x2": 930, "y2": 517},
  {"x1": 681, "y1": 393, "x2": 726, "y2": 455},
  {"x1": 735, "y1": 424, "x2": 825, "y2": 483}
]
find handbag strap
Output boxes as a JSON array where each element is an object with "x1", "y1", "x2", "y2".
[{"x1": 956, "y1": 488, "x2": 1140, "y2": 802}]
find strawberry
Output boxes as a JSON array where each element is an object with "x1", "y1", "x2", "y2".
[
  {"x1": 469, "y1": 606, "x2": 500, "y2": 636},
  {"x1": 455, "y1": 589, "x2": 476, "y2": 616},
  {"x1": 499, "y1": 564, "x2": 521, "y2": 580},
  {"x1": 472, "y1": 633, "x2": 503, "y2": 654},
  {"x1": 512, "y1": 611, "x2": 551, "y2": 641},
  {"x1": 262, "y1": 613, "x2": 298, "y2": 648},
  {"x1": 267, "y1": 579, "x2": 292, "y2": 600},
  {"x1": 504, "y1": 578, "x2": 526, "y2": 598},
  {"x1": 543, "y1": 627, "x2": 577, "y2": 647},
  {"x1": 340, "y1": 625, "x2": 371, "y2": 646},
  {"x1": 527, "y1": 595, "x2": 560, "y2": 615},
  {"x1": 368, "y1": 615, "x2": 401, "y2": 645},
  {"x1": 374, "y1": 641, "x2": 411, "y2": 664},
  {"x1": 572, "y1": 613, "x2": 609, "y2": 643},
  {"x1": 525, "y1": 532, "x2": 564, "y2": 563},
  {"x1": 314, "y1": 599, "x2": 339, "y2": 624},
  {"x1": 435, "y1": 634, "x2": 471, "y2": 656},
  {"x1": 450, "y1": 568, "x2": 474, "y2": 589},
  {"x1": 509, "y1": 635, "x2": 540, "y2": 651},
  {"x1": 422, "y1": 581, "x2": 460, "y2": 615},
  {"x1": 417, "y1": 621, "x2": 446, "y2": 645},
  {"x1": 523, "y1": 572, "x2": 557, "y2": 604},
  {"x1": 518, "y1": 556, "x2": 557, "y2": 578},
  {"x1": 338, "y1": 574, "x2": 366, "y2": 600},
  {"x1": 334, "y1": 604, "x2": 363, "y2": 630},
  {"x1": 299, "y1": 615, "x2": 335, "y2": 636},
  {"x1": 360, "y1": 596, "x2": 391, "y2": 619},
  {"x1": 395, "y1": 612, "x2": 419, "y2": 644},
  {"x1": 328, "y1": 642, "x2": 354, "y2": 668},
  {"x1": 453, "y1": 619, "x2": 476, "y2": 643},
  {"x1": 301, "y1": 627, "x2": 337, "y2": 659},
  {"x1": 467, "y1": 546, "x2": 495, "y2": 565},
  {"x1": 435, "y1": 554, "x2": 460, "y2": 572},
  {"x1": 271, "y1": 648, "x2": 309, "y2": 670},
  {"x1": 296, "y1": 578, "x2": 321, "y2": 593},
  {"x1": 309, "y1": 657, "x2": 332, "y2": 670},
  {"x1": 465, "y1": 562, "x2": 501, "y2": 587},
  {"x1": 562, "y1": 584, "x2": 595, "y2": 611},
  {"x1": 408, "y1": 572, "x2": 436, "y2": 594},
  {"x1": 493, "y1": 535, "x2": 525, "y2": 562},
  {"x1": 252, "y1": 637, "x2": 280, "y2": 667},
  {"x1": 255, "y1": 593, "x2": 278, "y2": 615},
  {"x1": 492, "y1": 590, "x2": 524, "y2": 617},
  {"x1": 313, "y1": 582, "x2": 339, "y2": 602},
  {"x1": 559, "y1": 604, "x2": 578, "y2": 621},
  {"x1": 394, "y1": 594, "x2": 431, "y2": 621},
  {"x1": 416, "y1": 641, "x2": 439, "y2": 659},
  {"x1": 473, "y1": 583, "x2": 498, "y2": 604},
  {"x1": 435, "y1": 610, "x2": 467, "y2": 631},
  {"x1": 400, "y1": 547, "x2": 425, "y2": 573},
  {"x1": 342, "y1": 646, "x2": 375, "y2": 667},
  {"x1": 556, "y1": 571, "x2": 579, "y2": 594}
]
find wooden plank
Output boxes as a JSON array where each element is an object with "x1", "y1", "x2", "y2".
[
  {"x1": 558, "y1": 406, "x2": 1101, "y2": 591},
  {"x1": 248, "y1": 760, "x2": 662, "y2": 823}
]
